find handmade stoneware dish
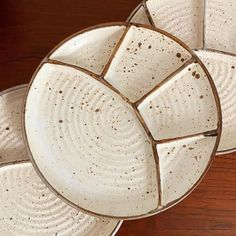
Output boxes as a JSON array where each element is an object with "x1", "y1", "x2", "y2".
[
  {"x1": 128, "y1": 0, "x2": 236, "y2": 154},
  {"x1": 23, "y1": 22, "x2": 222, "y2": 220},
  {"x1": 0, "y1": 85, "x2": 121, "y2": 235}
]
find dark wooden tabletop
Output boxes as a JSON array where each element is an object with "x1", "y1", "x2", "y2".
[{"x1": 1, "y1": 1, "x2": 236, "y2": 235}]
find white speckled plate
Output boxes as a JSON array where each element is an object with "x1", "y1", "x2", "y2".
[
  {"x1": 129, "y1": 0, "x2": 236, "y2": 154},
  {"x1": 23, "y1": 23, "x2": 221, "y2": 219},
  {"x1": 0, "y1": 85, "x2": 121, "y2": 236}
]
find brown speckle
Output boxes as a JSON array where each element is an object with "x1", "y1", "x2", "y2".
[
  {"x1": 95, "y1": 109, "x2": 100, "y2": 113},
  {"x1": 5, "y1": 127, "x2": 9, "y2": 131},
  {"x1": 138, "y1": 42, "x2": 142, "y2": 48},
  {"x1": 59, "y1": 90, "x2": 63, "y2": 94},
  {"x1": 200, "y1": 95, "x2": 204, "y2": 99},
  {"x1": 148, "y1": 45, "x2": 152, "y2": 49},
  {"x1": 59, "y1": 120, "x2": 63, "y2": 123},
  {"x1": 176, "y1": 53, "x2": 181, "y2": 58},
  {"x1": 195, "y1": 73, "x2": 200, "y2": 79}
]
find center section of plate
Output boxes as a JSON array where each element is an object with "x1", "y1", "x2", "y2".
[{"x1": 25, "y1": 63, "x2": 158, "y2": 218}]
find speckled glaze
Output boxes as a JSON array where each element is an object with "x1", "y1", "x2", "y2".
[
  {"x1": 50, "y1": 26, "x2": 126, "y2": 75},
  {"x1": 104, "y1": 25, "x2": 192, "y2": 102},
  {"x1": 0, "y1": 86, "x2": 121, "y2": 236},
  {"x1": 129, "y1": 0, "x2": 236, "y2": 154},
  {"x1": 138, "y1": 62, "x2": 218, "y2": 140},
  {"x1": 23, "y1": 23, "x2": 221, "y2": 219},
  {"x1": 157, "y1": 135, "x2": 217, "y2": 206}
]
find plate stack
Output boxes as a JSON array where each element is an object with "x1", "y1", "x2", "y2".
[{"x1": 0, "y1": 0, "x2": 235, "y2": 235}]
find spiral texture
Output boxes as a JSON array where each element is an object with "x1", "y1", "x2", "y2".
[{"x1": 0, "y1": 163, "x2": 120, "y2": 236}]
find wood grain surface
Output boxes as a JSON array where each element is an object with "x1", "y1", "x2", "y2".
[{"x1": 0, "y1": 1, "x2": 236, "y2": 235}]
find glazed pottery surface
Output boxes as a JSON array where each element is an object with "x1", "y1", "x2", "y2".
[{"x1": 24, "y1": 23, "x2": 221, "y2": 219}]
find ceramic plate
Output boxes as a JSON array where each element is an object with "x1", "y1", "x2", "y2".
[
  {"x1": 23, "y1": 23, "x2": 221, "y2": 219},
  {"x1": 0, "y1": 85, "x2": 121, "y2": 235},
  {"x1": 129, "y1": 0, "x2": 236, "y2": 154}
]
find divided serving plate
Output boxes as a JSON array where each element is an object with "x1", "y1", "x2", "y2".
[
  {"x1": 129, "y1": 0, "x2": 236, "y2": 154},
  {"x1": 0, "y1": 85, "x2": 121, "y2": 235},
  {"x1": 23, "y1": 22, "x2": 222, "y2": 219}
]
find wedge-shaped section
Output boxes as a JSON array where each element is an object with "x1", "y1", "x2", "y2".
[
  {"x1": 138, "y1": 62, "x2": 218, "y2": 140},
  {"x1": 196, "y1": 50, "x2": 236, "y2": 153},
  {"x1": 129, "y1": 6, "x2": 151, "y2": 25},
  {"x1": 0, "y1": 163, "x2": 120, "y2": 235},
  {"x1": 25, "y1": 63, "x2": 158, "y2": 218},
  {"x1": 104, "y1": 25, "x2": 192, "y2": 102},
  {"x1": 146, "y1": 0, "x2": 204, "y2": 49},
  {"x1": 0, "y1": 86, "x2": 28, "y2": 164},
  {"x1": 205, "y1": 0, "x2": 236, "y2": 54},
  {"x1": 50, "y1": 25, "x2": 126, "y2": 75},
  {"x1": 157, "y1": 135, "x2": 217, "y2": 206}
]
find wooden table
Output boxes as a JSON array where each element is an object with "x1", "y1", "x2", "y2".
[{"x1": 1, "y1": 1, "x2": 235, "y2": 235}]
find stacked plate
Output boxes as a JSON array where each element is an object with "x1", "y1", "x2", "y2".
[{"x1": 1, "y1": 0, "x2": 235, "y2": 234}]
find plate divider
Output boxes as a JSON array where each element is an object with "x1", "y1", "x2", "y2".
[
  {"x1": 134, "y1": 57, "x2": 195, "y2": 107},
  {"x1": 100, "y1": 25, "x2": 131, "y2": 78},
  {"x1": 155, "y1": 128, "x2": 219, "y2": 145}
]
